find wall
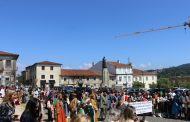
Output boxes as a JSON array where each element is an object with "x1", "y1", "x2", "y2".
[
  {"x1": 36, "y1": 65, "x2": 61, "y2": 87},
  {"x1": 60, "y1": 76, "x2": 101, "y2": 88},
  {"x1": 115, "y1": 67, "x2": 133, "y2": 88},
  {"x1": 133, "y1": 75, "x2": 157, "y2": 89}
]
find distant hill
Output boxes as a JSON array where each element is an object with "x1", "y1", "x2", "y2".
[{"x1": 157, "y1": 63, "x2": 190, "y2": 78}]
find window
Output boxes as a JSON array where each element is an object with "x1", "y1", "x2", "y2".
[
  {"x1": 0, "y1": 78, "x2": 1, "y2": 81},
  {"x1": 6, "y1": 60, "x2": 11, "y2": 68},
  {"x1": 139, "y1": 76, "x2": 142, "y2": 81},
  {"x1": 135, "y1": 77, "x2": 137, "y2": 81},
  {"x1": 146, "y1": 76, "x2": 148, "y2": 81},
  {"x1": 94, "y1": 77, "x2": 96, "y2": 80},
  {"x1": 152, "y1": 76, "x2": 154, "y2": 80},
  {"x1": 41, "y1": 75, "x2": 45, "y2": 79},
  {"x1": 87, "y1": 77, "x2": 89, "y2": 81},
  {"x1": 5, "y1": 77, "x2": 9, "y2": 81},
  {"x1": 50, "y1": 66, "x2": 53, "y2": 70},
  {"x1": 119, "y1": 77, "x2": 122, "y2": 81},
  {"x1": 64, "y1": 78, "x2": 67, "y2": 81},
  {"x1": 42, "y1": 66, "x2": 45, "y2": 70},
  {"x1": 128, "y1": 76, "x2": 131, "y2": 82},
  {"x1": 50, "y1": 75, "x2": 54, "y2": 79}
]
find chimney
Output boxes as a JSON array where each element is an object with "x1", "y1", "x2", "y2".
[{"x1": 117, "y1": 60, "x2": 120, "y2": 63}]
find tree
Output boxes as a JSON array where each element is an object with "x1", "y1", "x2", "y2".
[
  {"x1": 157, "y1": 78, "x2": 173, "y2": 88},
  {"x1": 178, "y1": 81, "x2": 190, "y2": 88},
  {"x1": 149, "y1": 82, "x2": 157, "y2": 89},
  {"x1": 133, "y1": 81, "x2": 145, "y2": 89}
]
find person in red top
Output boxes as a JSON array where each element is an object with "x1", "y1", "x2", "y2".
[
  {"x1": 125, "y1": 92, "x2": 129, "y2": 102},
  {"x1": 56, "y1": 93, "x2": 66, "y2": 122}
]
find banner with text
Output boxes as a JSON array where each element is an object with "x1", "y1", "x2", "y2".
[{"x1": 128, "y1": 101, "x2": 152, "y2": 115}]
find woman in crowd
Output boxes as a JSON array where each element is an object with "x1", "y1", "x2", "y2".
[
  {"x1": 119, "y1": 105, "x2": 139, "y2": 122},
  {"x1": 181, "y1": 92, "x2": 188, "y2": 120},
  {"x1": 70, "y1": 114, "x2": 91, "y2": 122},
  {"x1": 47, "y1": 97, "x2": 54, "y2": 122},
  {"x1": 20, "y1": 97, "x2": 42, "y2": 122},
  {"x1": 55, "y1": 93, "x2": 66, "y2": 122},
  {"x1": 0, "y1": 90, "x2": 17, "y2": 122},
  {"x1": 69, "y1": 93, "x2": 78, "y2": 119},
  {"x1": 89, "y1": 93, "x2": 98, "y2": 122}
]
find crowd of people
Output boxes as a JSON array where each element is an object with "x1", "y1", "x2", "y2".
[{"x1": 0, "y1": 85, "x2": 190, "y2": 122}]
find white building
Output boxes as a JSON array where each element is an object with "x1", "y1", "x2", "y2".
[
  {"x1": 90, "y1": 60, "x2": 133, "y2": 88},
  {"x1": 23, "y1": 61, "x2": 61, "y2": 88},
  {"x1": 0, "y1": 51, "x2": 19, "y2": 86},
  {"x1": 133, "y1": 69, "x2": 157, "y2": 89}
]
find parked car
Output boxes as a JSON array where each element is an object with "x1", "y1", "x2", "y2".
[{"x1": 62, "y1": 86, "x2": 75, "y2": 93}]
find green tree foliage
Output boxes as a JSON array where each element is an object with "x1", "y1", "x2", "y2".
[
  {"x1": 133, "y1": 81, "x2": 145, "y2": 89},
  {"x1": 158, "y1": 63, "x2": 190, "y2": 79},
  {"x1": 149, "y1": 82, "x2": 157, "y2": 88},
  {"x1": 178, "y1": 81, "x2": 190, "y2": 88},
  {"x1": 157, "y1": 78, "x2": 173, "y2": 88}
]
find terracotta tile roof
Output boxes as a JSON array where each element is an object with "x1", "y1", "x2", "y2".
[
  {"x1": 61, "y1": 69, "x2": 101, "y2": 76},
  {"x1": 108, "y1": 61, "x2": 132, "y2": 67},
  {"x1": 133, "y1": 69, "x2": 156, "y2": 75},
  {"x1": 0, "y1": 51, "x2": 19, "y2": 57},
  {"x1": 36, "y1": 61, "x2": 62, "y2": 65}
]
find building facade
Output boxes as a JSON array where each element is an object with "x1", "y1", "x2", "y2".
[
  {"x1": 0, "y1": 51, "x2": 19, "y2": 86},
  {"x1": 133, "y1": 69, "x2": 157, "y2": 89},
  {"x1": 60, "y1": 69, "x2": 101, "y2": 88},
  {"x1": 22, "y1": 61, "x2": 61, "y2": 88},
  {"x1": 90, "y1": 60, "x2": 133, "y2": 88}
]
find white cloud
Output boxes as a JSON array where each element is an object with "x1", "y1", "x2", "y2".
[
  {"x1": 138, "y1": 62, "x2": 152, "y2": 69},
  {"x1": 79, "y1": 63, "x2": 92, "y2": 69}
]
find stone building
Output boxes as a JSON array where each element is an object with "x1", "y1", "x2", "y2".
[
  {"x1": 60, "y1": 69, "x2": 101, "y2": 88},
  {"x1": 22, "y1": 61, "x2": 61, "y2": 88},
  {"x1": 0, "y1": 51, "x2": 19, "y2": 86}
]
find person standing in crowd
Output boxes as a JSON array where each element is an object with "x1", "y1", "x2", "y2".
[
  {"x1": 56, "y1": 93, "x2": 66, "y2": 122},
  {"x1": 47, "y1": 97, "x2": 54, "y2": 122},
  {"x1": 0, "y1": 86, "x2": 5, "y2": 98},
  {"x1": 0, "y1": 90, "x2": 17, "y2": 122},
  {"x1": 84, "y1": 99, "x2": 94, "y2": 122},
  {"x1": 171, "y1": 92, "x2": 181, "y2": 118},
  {"x1": 119, "y1": 105, "x2": 139, "y2": 122},
  {"x1": 69, "y1": 93, "x2": 78, "y2": 119},
  {"x1": 90, "y1": 94, "x2": 98, "y2": 122},
  {"x1": 100, "y1": 91, "x2": 108, "y2": 120},
  {"x1": 63, "y1": 93, "x2": 70, "y2": 119},
  {"x1": 96, "y1": 92, "x2": 101, "y2": 109},
  {"x1": 181, "y1": 92, "x2": 188, "y2": 120},
  {"x1": 70, "y1": 114, "x2": 91, "y2": 122},
  {"x1": 186, "y1": 91, "x2": 190, "y2": 120},
  {"x1": 20, "y1": 97, "x2": 41, "y2": 122}
]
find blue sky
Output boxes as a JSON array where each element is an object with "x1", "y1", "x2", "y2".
[{"x1": 0, "y1": 0, "x2": 190, "y2": 72}]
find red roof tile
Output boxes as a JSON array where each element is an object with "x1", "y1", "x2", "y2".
[
  {"x1": 36, "y1": 61, "x2": 62, "y2": 65},
  {"x1": 0, "y1": 51, "x2": 19, "y2": 57},
  {"x1": 108, "y1": 61, "x2": 132, "y2": 67},
  {"x1": 133, "y1": 69, "x2": 156, "y2": 75},
  {"x1": 61, "y1": 69, "x2": 100, "y2": 76}
]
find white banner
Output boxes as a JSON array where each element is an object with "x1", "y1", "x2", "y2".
[{"x1": 127, "y1": 101, "x2": 152, "y2": 114}]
